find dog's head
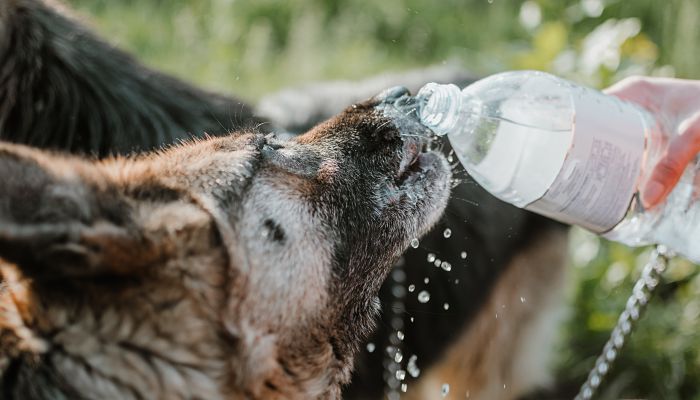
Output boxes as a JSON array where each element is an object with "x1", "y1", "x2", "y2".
[{"x1": 0, "y1": 89, "x2": 450, "y2": 399}]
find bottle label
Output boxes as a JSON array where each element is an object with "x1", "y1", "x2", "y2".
[{"x1": 525, "y1": 88, "x2": 646, "y2": 233}]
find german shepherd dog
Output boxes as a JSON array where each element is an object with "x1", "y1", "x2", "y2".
[{"x1": 0, "y1": 1, "x2": 569, "y2": 399}]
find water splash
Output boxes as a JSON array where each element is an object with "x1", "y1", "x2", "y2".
[
  {"x1": 441, "y1": 383, "x2": 450, "y2": 397},
  {"x1": 407, "y1": 355, "x2": 420, "y2": 378},
  {"x1": 441, "y1": 261, "x2": 452, "y2": 271},
  {"x1": 417, "y1": 290, "x2": 431, "y2": 303}
]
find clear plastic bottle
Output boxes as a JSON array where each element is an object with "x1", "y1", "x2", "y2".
[{"x1": 417, "y1": 70, "x2": 700, "y2": 263}]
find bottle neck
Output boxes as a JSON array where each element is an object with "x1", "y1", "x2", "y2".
[{"x1": 417, "y1": 83, "x2": 480, "y2": 137}]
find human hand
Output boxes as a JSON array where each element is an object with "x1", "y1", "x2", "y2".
[{"x1": 605, "y1": 76, "x2": 700, "y2": 208}]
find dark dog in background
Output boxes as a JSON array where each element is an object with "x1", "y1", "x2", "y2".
[{"x1": 0, "y1": 1, "x2": 569, "y2": 399}]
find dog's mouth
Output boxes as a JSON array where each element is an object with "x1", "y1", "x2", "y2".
[
  {"x1": 373, "y1": 86, "x2": 446, "y2": 190},
  {"x1": 395, "y1": 135, "x2": 434, "y2": 186}
]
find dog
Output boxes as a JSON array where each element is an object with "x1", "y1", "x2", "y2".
[
  {"x1": 0, "y1": 1, "x2": 570, "y2": 399},
  {"x1": 0, "y1": 88, "x2": 452, "y2": 398}
]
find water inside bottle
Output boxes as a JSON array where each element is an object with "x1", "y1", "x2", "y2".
[
  {"x1": 418, "y1": 78, "x2": 574, "y2": 208},
  {"x1": 463, "y1": 116, "x2": 571, "y2": 207}
]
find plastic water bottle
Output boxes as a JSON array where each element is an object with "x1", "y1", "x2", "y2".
[{"x1": 417, "y1": 70, "x2": 700, "y2": 263}]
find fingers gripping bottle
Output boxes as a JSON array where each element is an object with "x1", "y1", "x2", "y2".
[{"x1": 417, "y1": 70, "x2": 700, "y2": 263}]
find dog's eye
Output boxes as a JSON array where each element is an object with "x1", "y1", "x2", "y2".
[{"x1": 263, "y1": 218, "x2": 286, "y2": 243}]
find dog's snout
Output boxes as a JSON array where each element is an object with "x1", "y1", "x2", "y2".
[{"x1": 375, "y1": 86, "x2": 411, "y2": 104}]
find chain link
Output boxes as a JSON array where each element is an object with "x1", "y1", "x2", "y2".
[{"x1": 574, "y1": 245, "x2": 673, "y2": 400}]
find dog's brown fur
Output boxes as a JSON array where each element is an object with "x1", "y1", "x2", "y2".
[{"x1": 0, "y1": 92, "x2": 452, "y2": 399}]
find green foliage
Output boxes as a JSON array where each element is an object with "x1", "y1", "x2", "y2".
[
  {"x1": 561, "y1": 230, "x2": 700, "y2": 399},
  {"x1": 64, "y1": 0, "x2": 700, "y2": 397}
]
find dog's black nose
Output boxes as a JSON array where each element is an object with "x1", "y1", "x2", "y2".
[
  {"x1": 375, "y1": 86, "x2": 411, "y2": 104},
  {"x1": 375, "y1": 86, "x2": 421, "y2": 122}
]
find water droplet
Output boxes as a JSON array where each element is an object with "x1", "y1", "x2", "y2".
[
  {"x1": 441, "y1": 261, "x2": 452, "y2": 271},
  {"x1": 408, "y1": 284, "x2": 415, "y2": 292},
  {"x1": 401, "y1": 383, "x2": 408, "y2": 392},
  {"x1": 410, "y1": 238, "x2": 420, "y2": 248},
  {"x1": 397, "y1": 331, "x2": 405, "y2": 341},
  {"x1": 407, "y1": 355, "x2": 420, "y2": 378},
  {"x1": 427, "y1": 253, "x2": 436, "y2": 262},
  {"x1": 443, "y1": 303, "x2": 450, "y2": 310},
  {"x1": 443, "y1": 228, "x2": 452, "y2": 238},
  {"x1": 434, "y1": 259, "x2": 442, "y2": 267},
  {"x1": 394, "y1": 350, "x2": 403, "y2": 363},
  {"x1": 520, "y1": 297, "x2": 526, "y2": 303},
  {"x1": 441, "y1": 383, "x2": 450, "y2": 397},
  {"x1": 366, "y1": 342, "x2": 375, "y2": 353},
  {"x1": 417, "y1": 290, "x2": 431, "y2": 303},
  {"x1": 424, "y1": 277, "x2": 430, "y2": 284},
  {"x1": 461, "y1": 251, "x2": 467, "y2": 259},
  {"x1": 410, "y1": 317, "x2": 414, "y2": 323},
  {"x1": 396, "y1": 370, "x2": 406, "y2": 380}
]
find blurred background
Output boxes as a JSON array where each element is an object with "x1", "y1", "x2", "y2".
[{"x1": 66, "y1": 0, "x2": 700, "y2": 398}]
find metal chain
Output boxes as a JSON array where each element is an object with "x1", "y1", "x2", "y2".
[{"x1": 574, "y1": 245, "x2": 673, "y2": 400}]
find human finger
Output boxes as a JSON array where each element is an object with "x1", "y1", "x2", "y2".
[{"x1": 641, "y1": 111, "x2": 700, "y2": 207}]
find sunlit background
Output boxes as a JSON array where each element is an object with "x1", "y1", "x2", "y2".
[{"x1": 67, "y1": 0, "x2": 700, "y2": 398}]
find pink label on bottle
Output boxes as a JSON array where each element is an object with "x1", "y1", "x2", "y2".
[{"x1": 525, "y1": 88, "x2": 646, "y2": 233}]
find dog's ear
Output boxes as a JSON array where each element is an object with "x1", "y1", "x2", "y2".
[{"x1": 0, "y1": 145, "x2": 156, "y2": 278}]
